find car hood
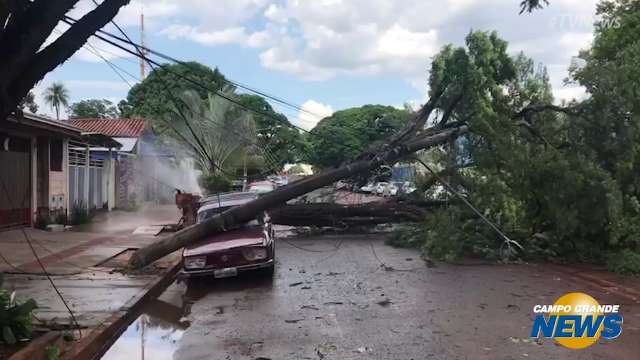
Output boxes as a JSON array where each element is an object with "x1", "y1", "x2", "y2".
[{"x1": 183, "y1": 227, "x2": 264, "y2": 257}]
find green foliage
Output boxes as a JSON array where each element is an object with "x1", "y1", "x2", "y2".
[
  {"x1": 69, "y1": 99, "x2": 119, "y2": 119},
  {"x1": 607, "y1": 250, "x2": 640, "y2": 275},
  {"x1": 34, "y1": 211, "x2": 51, "y2": 230},
  {"x1": 391, "y1": 27, "x2": 640, "y2": 273},
  {"x1": 158, "y1": 88, "x2": 256, "y2": 177},
  {"x1": 69, "y1": 201, "x2": 94, "y2": 225},
  {"x1": 236, "y1": 94, "x2": 304, "y2": 170},
  {"x1": 0, "y1": 274, "x2": 37, "y2": 345},
  {"x1": 199, "y1": 173, "x2": 232, "y2": 194},
  {"x1": 304, "y1": 105, "x2": 411, "y2": 169},
  {"x1": 45, "y1": 345, "x2": 61, "y2": 360},
  {"x1": 122, "y1": 62, "x2": 225, "y2": 120},
  {"x1": 519, "y1": 0, "x2": 549, "y2": 14}
]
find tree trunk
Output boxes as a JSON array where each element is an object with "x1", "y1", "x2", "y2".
[
  {"x1": 129, "y1": 125, "x2": 468, "y2": 268},
  {"x1": 0, "y1": 0, "x2": 130, "y2": 121},
  {"x1": 269, "y1": 202, "x2": 437, "y2": 227}
]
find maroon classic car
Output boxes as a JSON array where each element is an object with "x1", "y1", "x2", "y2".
[{"x1": 178, "y1": 192, "x2": 275, "y2": 280}]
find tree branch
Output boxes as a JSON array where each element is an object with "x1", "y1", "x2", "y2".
[
  {"x1": 512, "y1": 104, "x2": 582, "y2": 119},
  {"x1": 2, "y1": 0, "x2": 130, "y2": 121},
  {"x1": 0, "y1": 0, "x2": 79, "y2": 85},
  {"x1": 436, "y1": 91, "x2": 464, "y2": 129}
]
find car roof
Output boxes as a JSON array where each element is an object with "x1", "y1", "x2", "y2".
[{"x1": 198, "y1": 192, "x2": 258, "y2": 213}]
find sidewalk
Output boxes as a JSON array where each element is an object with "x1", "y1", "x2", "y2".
[{"x1": 0, "y1": 205, "x2": 183, "y2": 359}]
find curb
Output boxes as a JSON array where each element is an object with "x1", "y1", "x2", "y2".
[{"x1": 9, "y1": 257, "x2": 182, "y2": 360}]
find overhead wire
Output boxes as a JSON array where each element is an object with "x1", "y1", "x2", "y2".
[{"x1": 62, "y1": 15, "x2": 376, "y2": 161}]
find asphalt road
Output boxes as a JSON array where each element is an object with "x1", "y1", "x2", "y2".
[{"x1": 103, "y1": 233, "x2": 640, "y2": 360}]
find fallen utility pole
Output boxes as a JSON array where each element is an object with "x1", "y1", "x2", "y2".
[{"x1": 129, "y1": 125, "x2": 468, "y2": 268}]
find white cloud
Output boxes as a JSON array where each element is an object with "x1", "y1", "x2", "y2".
[
  {"x1": 161, "y1": 25, "x2": 248, "y2": 45},
  {"x1": 553, "y1": 86, "x2": 588, "y2": 104},
  {"x1": 59, "y1": 0, "x2": 604, "y2": 107},
  {"x1": 294, "y1": 100, "x2": 334, "y2": 131},
  {"x1": 558, "y1": 32, "x2": 594, "y2": 57}
]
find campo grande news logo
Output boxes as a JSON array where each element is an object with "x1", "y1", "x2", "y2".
[{"x1": 530, "y1": 292, "x2": 623, "y2": 349}]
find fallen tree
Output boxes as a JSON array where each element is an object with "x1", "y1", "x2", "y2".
[
  {"x1": 269, "y1": 201, "x2": 443, "y2": 227},
  {"x1": 129, "y1": 125, "x2": 468, "y2": 268}
]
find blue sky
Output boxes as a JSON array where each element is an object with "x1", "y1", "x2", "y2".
[{"x1": 36, "y1": 0, "x2": 600, "y2": 129}]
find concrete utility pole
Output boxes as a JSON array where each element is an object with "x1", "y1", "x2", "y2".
[{"x1": 139, "y1": 7, "x2": 146, "y2": 79}]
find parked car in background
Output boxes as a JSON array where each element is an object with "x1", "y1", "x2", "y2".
[
  {"x1": 248, "y1": 180, "x2": 277, "y2": 194},
  {"x1": 268, "y1": 175, "x2": 288, "y2": 187},
  {"x1": 388, "y1": 182, "x2": 401, "y2": 196},
  {"x1": 179, "y1": 192, "x2": 275, "y2": 280},
  {"x1": 375, "y1": 182, "x2": 389, "y2": 195},
  {"x1": 402, "y1": 181, "x2": 417, "y2": 194},
  {"x1": 360, "y1": 183, "x2": 376, "y2": 193}
]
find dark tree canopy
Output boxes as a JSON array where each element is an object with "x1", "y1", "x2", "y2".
[
  {"x1": 520, "y1": 0, "x2": 550, "y2": 13},
  {"x1": 121, "y1": 62, "x2": 225, "y2": 120},
  {"x1": 0, "y1": 0, "x2": 130, "y2": 121},
  {"x1": 18, "y1": 91, "x2": 38, "y2": 114},
  {"x1": 69, "y1": 98, "x2": 119, "y2": 118},
  {"x1": 303, "y1": 105, "x2": 411, "y2": 169}
]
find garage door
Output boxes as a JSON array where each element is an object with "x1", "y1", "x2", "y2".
[{"x1": 0, "y1": 133, "x2": 31, "y2": 228}]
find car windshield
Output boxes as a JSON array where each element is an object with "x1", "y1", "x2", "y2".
[{"x1": 197, "y1": 206, "x2": 261, "y2": 227}]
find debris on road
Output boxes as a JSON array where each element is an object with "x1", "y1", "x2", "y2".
[{"x1": 285, "y1": 318, "x2": 305, "y2": 324}]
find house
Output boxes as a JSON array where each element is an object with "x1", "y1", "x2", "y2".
[
  {"x1": 0, "y1": 113, "x2": 119, "y2": 229},
  {"x1": 66, "y1": 118, "x2": 187, "y2": 208}
]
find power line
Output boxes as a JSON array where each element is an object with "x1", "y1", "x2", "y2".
[
  {"x1": 82, "y1": 25, "x2": 371, "y2": 158},
  {"x1": 64, "y1": 12, "x2": 375, "y2": 173},
  {"x1": 69, "y1": 12, "x2": 293, "y2": 181},
  {"x1": 68, "y1": 13, "x2": 325, "y2": 122},
  {"x1": 414, "y1": 158, "x2": 524, "y2": 257}
]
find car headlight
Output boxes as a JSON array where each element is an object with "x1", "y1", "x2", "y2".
[
  {"x1": 242, "y1": 247, "x2": 267, "y2": 261},
  {"x1": 184, "y1": 256, "x2": 207, "y2": 269}
]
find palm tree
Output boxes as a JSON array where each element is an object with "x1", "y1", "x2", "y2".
[
  {"x1": 43, "y1": 82, "x2": 69, "y2": 120},
  {"x1": 159, "y1": 88, "x2": 257, "y2": 180}
]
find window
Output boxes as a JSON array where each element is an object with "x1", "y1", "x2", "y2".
[{"x1": 50, "y1": 139, "x2": 63, "y2": 171}]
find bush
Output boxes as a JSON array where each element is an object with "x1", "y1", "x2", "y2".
[
  {"x1": 0, "y1": 274, "x2": 37, "y2": 344},
  {"x1": 69, "y1": 201, "x2": 94, "y2": 225},
  {"x1": 34, "y1": 212, "x2": 51, "y2": 230},
  {"x1": 607, "y1": 250, "x2": 640, "y2": 275},
  {"x1": 199, "y1": 173, "x2": 231, "y2": 194}
]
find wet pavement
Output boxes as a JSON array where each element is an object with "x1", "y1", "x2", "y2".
[
  {"x1": 101, "y1": 234, "x2": 640, "y2": 360},
  {"x1": 70, "y1": 204, "x2": 181, "y2": 235}
]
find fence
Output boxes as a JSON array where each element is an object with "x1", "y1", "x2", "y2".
[{"x1": 68, "y1": 140, "x2": 106, "y2": 210}]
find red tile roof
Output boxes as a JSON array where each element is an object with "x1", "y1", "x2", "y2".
[{"x1": 65, "y1": 118, "x2": 147, "y2": 137}]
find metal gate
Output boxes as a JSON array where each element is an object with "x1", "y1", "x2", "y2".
[
  {"x1": 0, "y1": 133, "x2": 31, "y2": 228},
  {"x1": 68, "y1": 141, "x2": 104, "y2": 210}
]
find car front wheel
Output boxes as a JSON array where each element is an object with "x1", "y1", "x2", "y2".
[{"x1": 261, "y1": 263, "x2": 275, "y2": 278}]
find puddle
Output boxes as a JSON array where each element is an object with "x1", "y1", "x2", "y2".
[
  {"x1": 101, "y1": 282, "x2": 192, "y2": 359},
  {"x1": 101, "y1": 314, "x2": 185, "y2": 360}
]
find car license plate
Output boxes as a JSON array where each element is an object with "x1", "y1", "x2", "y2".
[{"x1": 214, "y1": 267, "x2": 238, "y2": 278}]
